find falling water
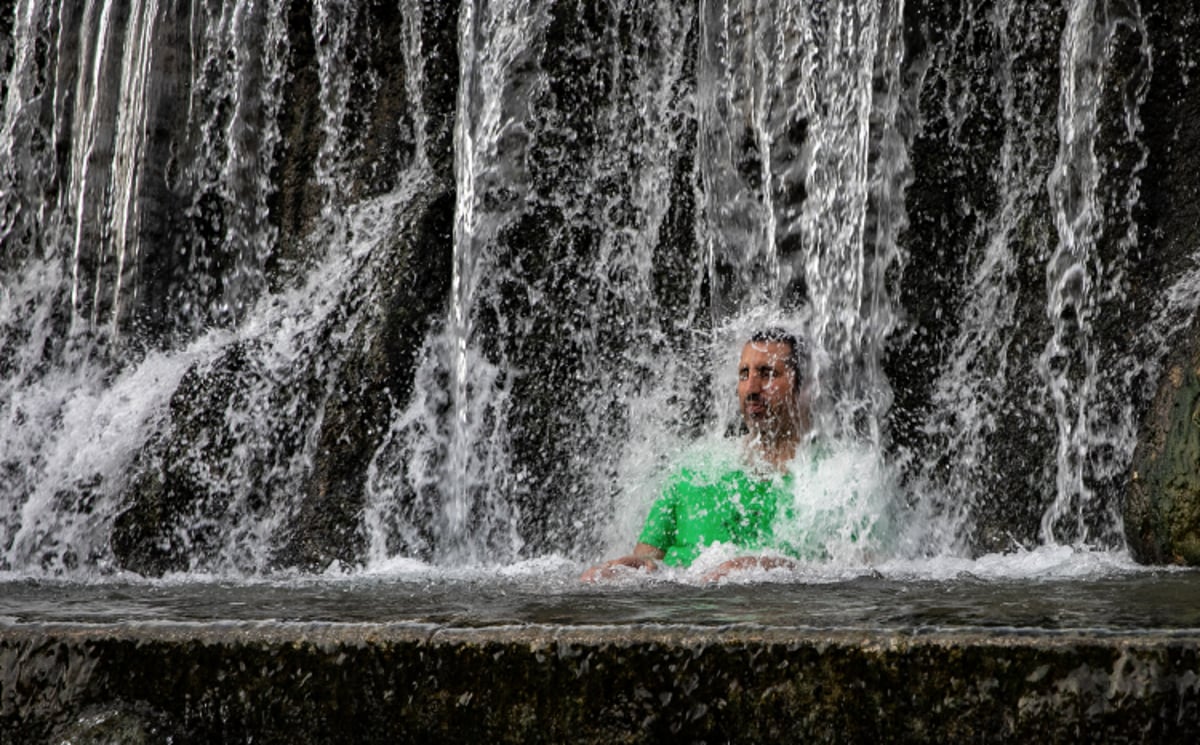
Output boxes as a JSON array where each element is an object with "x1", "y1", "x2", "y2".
[
  {"x1": 904, "y1": 0, "x2": 1159, "y2": 554},
  {"x1": 1, "y1": 0, "x2": 349, "y2": 573},
  {"x1": 0, "y1": 0, "x2": 1193, "y2": 576},
  {"x1": 696, "y1": 0, "x2": 907, "y2": 444},
  {"x1": 312, "y1": 0, "x2": 357, "y2": 224},
  {"x1": 180, "y1": 0, "x2": 289, "y2": 329},
  {"x1": 911, "y1": 0, "x2": 1050, "y2": 551},
  {"x1": 1039, "y1": 0, "x2": 1150, "y2": 547},
  {"x1": 367, "y1": 0, "x2": 704, "y2": 565},
  {"x1": 443, "y1": 0, "x2": 543, "y2": 561},
  {"x1": 368, "y1": 0, "x2": 551, "y2": 566}
]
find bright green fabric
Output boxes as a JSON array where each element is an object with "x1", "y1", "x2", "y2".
[
  {"x1": 637, "y1": 467, "x2": 797, "y2": 567},
  {"x1": 635, "y1": 440, "x2": 896, "y2": 568}
]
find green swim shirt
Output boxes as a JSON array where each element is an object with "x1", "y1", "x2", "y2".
[{"x1": 637, "y1": 467, "x2": 796, "y2": 567}]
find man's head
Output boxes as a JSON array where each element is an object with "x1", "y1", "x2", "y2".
[{"x1": 737, "y1": 328, "x2": 809, "y2": 441}]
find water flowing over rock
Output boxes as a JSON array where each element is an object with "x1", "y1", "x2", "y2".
[{"x1": 3, "y1": 0, "x2": 1200, "y2": 574}]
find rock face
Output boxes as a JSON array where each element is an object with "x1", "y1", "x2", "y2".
[
  {"x1": 1128, "y1": 339, "x2": 1200, "y2": 564},
  {"x1": 101, "y1": 1, "x2": 460, "y2": 573},
  {"x1": 1123, "y1": 0, "x2": 1200, "y2": 565},
  {"x1": 3, "y1": 623, "x2": 1199, "y2": 743},
  {"x1": 1127, "y1": 313, "x2": 1200, "y2": 564}
]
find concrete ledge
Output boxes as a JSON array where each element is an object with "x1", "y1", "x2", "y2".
[{"x1": 3, "y1": 622, "x2": 1199, "y2": 743}]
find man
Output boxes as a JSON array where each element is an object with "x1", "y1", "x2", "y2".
[{"x1": 581, "y1": 328, "x2": 813, "y2": 582}]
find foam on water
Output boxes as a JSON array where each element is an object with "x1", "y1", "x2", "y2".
[
  {"x1": 0, "y1": 543, "x2": 1165, "y2": 590},
  {"x1": 881, "y1": 545, "x2": 1147, "y2": 581}
]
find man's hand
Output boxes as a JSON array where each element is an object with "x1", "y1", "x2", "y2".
[
  {"x1": 701, "y1": 555, "x2": 795, "y2": 582},
  {"x1": 580, "y1": 544, "x2": 665, "y2": 582}
]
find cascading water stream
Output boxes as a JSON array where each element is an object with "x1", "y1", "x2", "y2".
[
  {"x1": 0, "y1": 0, "x2": 1192, "y2": 578},
  {"x1": 910, "y1": 0, "x2": 1074, "y2": 551},
  {"x1": 312, "y1": 0, "x2": 357, "y2": 226},
  {"x1": 0, "y1": 0, "x2": 182, "y2": 570},
  {"x1": 443, "y1": 0, "x2": 545, "y2": 562},
  {"x1": 696, "y1": 0, "x2": 907, "y2": 445},
  {"x1": 401, "y1": 0, "x2": 429, "y2": 170},
  {"x1": 369, "y1": 0, "x2": 703, "y2": 566},
  {"x1": 0, "y1": 0, "x2": 323, "y2": 573},
  {"x1": 183, "y1": 0, "x2": 289, "y2": 328},
  {"x1": 903, "y1": 0, "x2": 1156, "y2": 554},
  {"x1": 1040, "y1": 0, "x2": 1149, "y2": 547}
]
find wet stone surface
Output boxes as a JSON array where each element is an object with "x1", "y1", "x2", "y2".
[
  {"x1": 3, "y1": 571, "x2": 1200, "y2": 743},
  {"x1": 2, "y1": 621, "x2": 1199, "y2": 744}
]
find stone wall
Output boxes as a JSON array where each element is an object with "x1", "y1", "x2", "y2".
[{"x1": 3, "y1": 623, "x2": 1199, "y2": 743}]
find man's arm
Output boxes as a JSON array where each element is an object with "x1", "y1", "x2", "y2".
[
  {"x1": 580, "y1": 543, "x2": 665, "y2": 582},
  {"x1": 701, "y1": 555, "x2": 795, "y2": 582}
]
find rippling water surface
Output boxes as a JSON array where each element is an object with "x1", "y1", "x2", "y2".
[{"x1": 3, "y1": 548, "x2": 1198, "y2": 634}]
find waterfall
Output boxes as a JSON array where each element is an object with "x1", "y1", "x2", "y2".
[
  {"x1": 181, "y1": 0, "x2": 289, "y2": 330},
  {"x1": 696, "y1": 0, "x2": 907, "y2": 444},
  {"x1": 0, "y1": 0, "x2": 390, "y2": 573},
  {"x1": 442, "y1": 0, "x2": 545, "y2": 561},
  {"x1": 1039, "y1": 0, "x2": 1151, "y2": 547},
  {"x1": 909, "y1": 0, "x2": 1049, "y2": 551},
  {"x1": 311, "y1": 0, "x2": 357, "y2": 225},
  {"x1": 901, "y1": 0, "x2": 1158, "y2": 554},
  {"x1": 365, "y1": 0, "x2": 702, "y2": 565},
  {"x1": 0, "y1": 0, "x2": 1190, "y2": 576}
]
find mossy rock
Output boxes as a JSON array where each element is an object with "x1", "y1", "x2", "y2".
[{"x1": 1128, "y1": 322, "x2": 1200, "y2": 565}]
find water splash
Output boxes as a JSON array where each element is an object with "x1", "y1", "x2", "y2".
[{"x1": 1040, "y1": 0, "x2": 1150, "y2": 547}]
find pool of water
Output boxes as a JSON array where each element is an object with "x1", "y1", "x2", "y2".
[{"x1": 3, "y1": 549, "x2": 1199, "y2": 634}]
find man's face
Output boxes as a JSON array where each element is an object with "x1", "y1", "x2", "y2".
[{"x1": 737, "y1": 340, "x2": 799, "y2": 437}]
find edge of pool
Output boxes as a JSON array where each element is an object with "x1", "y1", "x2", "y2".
[{"x1": 4, "y1": 621, "x2": 1199, "y2": 743}]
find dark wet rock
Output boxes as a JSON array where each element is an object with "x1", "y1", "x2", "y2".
[
  {"x1": 110, "y1": 0, "x2": 459, "y2": 574},
  {"x1": 113, "y1": 185, "x2": 454, "y2": 574},
  {"x1": 3, "y1": 623, "x2": 1200, "y2": 744},
  {"x1": 1125, "y1": 0, "x2": 1200, "y2": 564},
  {"x1": 887, "y1": 0, "x2": 1067, "y2": 552},
  {"x1": 1127, "y1": 337, "x2": 1200, "y2": 564},
  {"x1": 115, "y1": 341, "x2": 270, "y2": 574}
]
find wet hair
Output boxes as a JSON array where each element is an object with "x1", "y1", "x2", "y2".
[{"x1": 747, "y1": 327, "x2": 807, "y2": 390}]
